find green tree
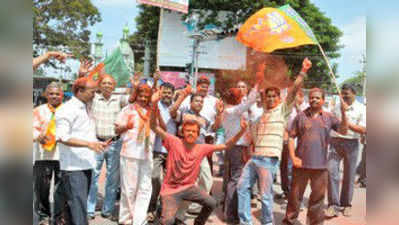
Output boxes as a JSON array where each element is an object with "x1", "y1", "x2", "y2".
[
  {"x1": 342, "y1": 54, "x2": 366, "y2": 96},
  {"x1": 132, "y1": 0, "x2": 342, "y2": 92},
  {"x1": 33, "y1": 0, "x2": 102, "y2": 67}
]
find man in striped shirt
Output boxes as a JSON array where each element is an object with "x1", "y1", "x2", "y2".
[{"x1": 237, "y1": 58, "x2": 312, "y2": 225}]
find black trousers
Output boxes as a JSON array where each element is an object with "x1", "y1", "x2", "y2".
[
  {"x1": 33, "y1": 160, "x2": 62, "y2": 222},
  {"x1": 283, "y1": 168, "x2": 328, "y2": 225},
  {"x1": 160, "y1": 186, "x2": 217, "y2": 225},
  {"x1": 224, "y1": 145, "x2": 245, "y2": 223},
  {"x1": 57, "y1": 170, "x2": 92, "y2": 225}
]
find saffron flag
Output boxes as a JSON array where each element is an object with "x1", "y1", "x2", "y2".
[{"x1": 236, "y1": 4, "x2": 318, "y2": 53}]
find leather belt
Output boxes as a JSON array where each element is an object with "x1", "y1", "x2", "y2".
[{"x1": 97, "y1": 136, "x2": 120, "y2": 142}]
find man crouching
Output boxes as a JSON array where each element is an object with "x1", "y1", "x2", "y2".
[{"x1": 150, "y1": 91, "x2": 247, "y2": 225}]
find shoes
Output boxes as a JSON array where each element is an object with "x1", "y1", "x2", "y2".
[
  {"x1": 87, "y1": 214, "x2": 95, "y2": 220},
  {"x1": 251, "y1": 198, "x2": 258, "y2": 208},
  {"x1": 147, "y1": 212, "x2": 156, "y2": 223},
  {"x1": 275, "y1": 192, "x2": 288, "y2": 200},
  {"x1": 325, "y1": 206, "x2": 339, "y2": 218},
  {"x1": 187, "y1": 206, "x2": 201, "y2": 215},
  {"x1": 175, "y1": 218, "x2": 187, "y2": 225},
  {"x1": 342, "y1": 207, "x2": 352, "y2": 217}
]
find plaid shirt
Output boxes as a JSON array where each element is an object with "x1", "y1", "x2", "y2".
[{"x1": 91, "y1": 93, "x2": 128, "y2": 139}]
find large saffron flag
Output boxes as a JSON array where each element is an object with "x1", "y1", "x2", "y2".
[{"x1": 237, "y1": 4, "x2": 318, "y2": 53}]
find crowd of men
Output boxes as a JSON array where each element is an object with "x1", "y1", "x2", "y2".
[{"x1": 33, "y1": 52, "x2": 366, "y2": 225}]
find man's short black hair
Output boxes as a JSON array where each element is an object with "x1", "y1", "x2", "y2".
[
  {"x1": 190, "y1": 93, "x2": 203, "y2": 103},
  {"x1": 309, "y1": 88, "x2": 325, "y2": 99},
  {"x1": 160, "y1": 82, "x2": 175, "y2": 92},
  {"x1": 341, "y1": 83, "x2": 356, "y2": 94}
]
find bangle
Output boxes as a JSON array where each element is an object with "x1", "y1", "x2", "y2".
[{"x1": 299, "y1": 71, "x2": 307, "y2": 77}]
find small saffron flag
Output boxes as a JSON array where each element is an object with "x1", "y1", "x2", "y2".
[{"x1": 236, "y1": 4, "x2": 318, "y2": 53}]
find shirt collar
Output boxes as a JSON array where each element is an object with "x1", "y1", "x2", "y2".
[
  {"x1": 96, "y1": 92, "x2": 118, "y2": 101},
  {"x1": 71, "y1": 96, "x2": 86, "y2": 109},
  {"x1": 304, "y1": 107, "x2": 325, "y2": 117},
  {"x1": 264, "y1": 103, "x2": 281, "y2": 113}
]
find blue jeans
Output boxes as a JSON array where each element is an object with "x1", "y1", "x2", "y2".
[
  {"x1": 87, "y1": 139, "x2": 121, "y2": 216},
  {"x1": 327, "y1": 138, "x2": 359, "y2": 207},
  {"x1": 238, "y1": 156, "x2": 279, "y2": 225}
]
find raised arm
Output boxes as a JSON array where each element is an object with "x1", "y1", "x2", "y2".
[
  {"x1": 212, "y1": 118, "x2": 248, "y2": 152},
  {"x1": 337, "y1": 96, "x2": 349, "y2": 135},
  {"x1": 348, "y1": 123, "x2": 366, "y2": 134},
  {"x1": 33, "y1": 51, "x2": 71, "y2": 70},
  {"x1": 150, "y1": 91, "x2": 168, "y2": 140},
  {"x1": 169, "y1": 85, "x2": 191, "y2": 119},
  {"x1": 286, "y1": 57, "x2": 312, "y2": 105},
  {"x1": 211, "y1": 99, "x2": 224, "y2": 131}
]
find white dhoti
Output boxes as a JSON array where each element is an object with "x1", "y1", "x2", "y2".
[{"x1": 119, "y1": 157, "x2": 152, "y2": 225}]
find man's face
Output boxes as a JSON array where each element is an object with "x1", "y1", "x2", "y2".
[
  {"x1": 80, "y1": 85, "x2": 97, "y2": 103},
  {"x1": 99, "y1": 77, "x2": 115, "y2": 96},
  {"x1": 161, "y1": 87, "x2": 174, "y2": 106},
  {"x1": 341, "y1": 89, "x2": 355, "y2": 105},
  {"x1": 191, "y1": 95, "x2": 204, "y2": 113},
  {"x1": 137, "y1": 91, "x2": 151, "y2": 107},
  {"x1": 183, "y1": 124, "x2": 199, "y2": 144},
  {"x1": 309, "y1": 91, "x2": 325, "y2": 109},
  {"x1": 196, "y1": 83, "x2": 209, "y2": 97},
  {"x1": 265, "y1": 90, "x2": 280, "y2": 109},
  {"x1": 237, "y1": 81, "x2": 248, "y2": 96},
  {"x1": 46, "y1": 87, "x2": 62, "y2": 107}
]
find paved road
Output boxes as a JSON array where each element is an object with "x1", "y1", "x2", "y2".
[{"x1": 91, "y1": 160, "x2": 366, "y2": 225}]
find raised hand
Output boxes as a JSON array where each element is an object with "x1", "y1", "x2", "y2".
[
  {"x1": 216, "y1": 99, "x2": 224, "y2": 114},
  {"x1": 130, "y1": 72, "x2": 142, "y2": 88},
  {"x1": 301, "y1": 57, "x2": 312, "y2": 73},
  {"x1": 240, "y1": 117, "x2": 248, "y2": 131},
  {"x1": 151, "y1": 89, "x2": 162, "y2": 103},
  {"x1": 183, "y1": 84, "x2": 192, "y2": 96},
  {"x1": 153, "y1": 70, "x2": 161, "y2": 81},
  {"x1": 340, "y1": 95, "x2": 349, "y2": 112},
  {"x1": 78, "y1": 58, "x2": 93, "y2": 77},
  {"x1": 48, "y1": 51, "x2": 72, "y2": 63},
  {"x1": 255, "y1": 62, "x2": 266, "y2": 84}
]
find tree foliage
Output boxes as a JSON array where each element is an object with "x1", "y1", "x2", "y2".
[
  {"x1": 132, "y1": 0, "x2": 343, "y2": 92},
  {"x1": 33, "y1": 0, "x2": 102, "y2": 65}
]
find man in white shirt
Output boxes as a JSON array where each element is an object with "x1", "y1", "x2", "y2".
[
  {"x1": 55, "y1": 77, "x2": 107, "y2": 225},
  {"x1": 326, "y1": 84, "x2": 367, "y2": 217},
  {"x1": 33, "y1": 82, "x2": 64, "y2": 224},
  {"x1": 147, "y1": 82, "x2": 178, "y2": 222}
]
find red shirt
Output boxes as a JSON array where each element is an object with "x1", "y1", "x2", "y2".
[{"x1": 160, "y1": 134, "x2": 215, "y2": 196}]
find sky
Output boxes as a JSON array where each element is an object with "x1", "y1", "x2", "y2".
[{"x1": 54, "y1": 0, "x2": 366, "y2": 84}]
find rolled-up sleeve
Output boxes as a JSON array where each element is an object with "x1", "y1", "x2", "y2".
[{"x1": 55, "y1": 110, "x2": 73, "y2": 142}]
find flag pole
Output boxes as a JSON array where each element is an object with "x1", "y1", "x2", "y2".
[
  {"x1": 317, "y1": 43, "x2": 341, "y2": 95},
  {"x1": 156, "y1": 8, "x2": 164, "y2": 72}
]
